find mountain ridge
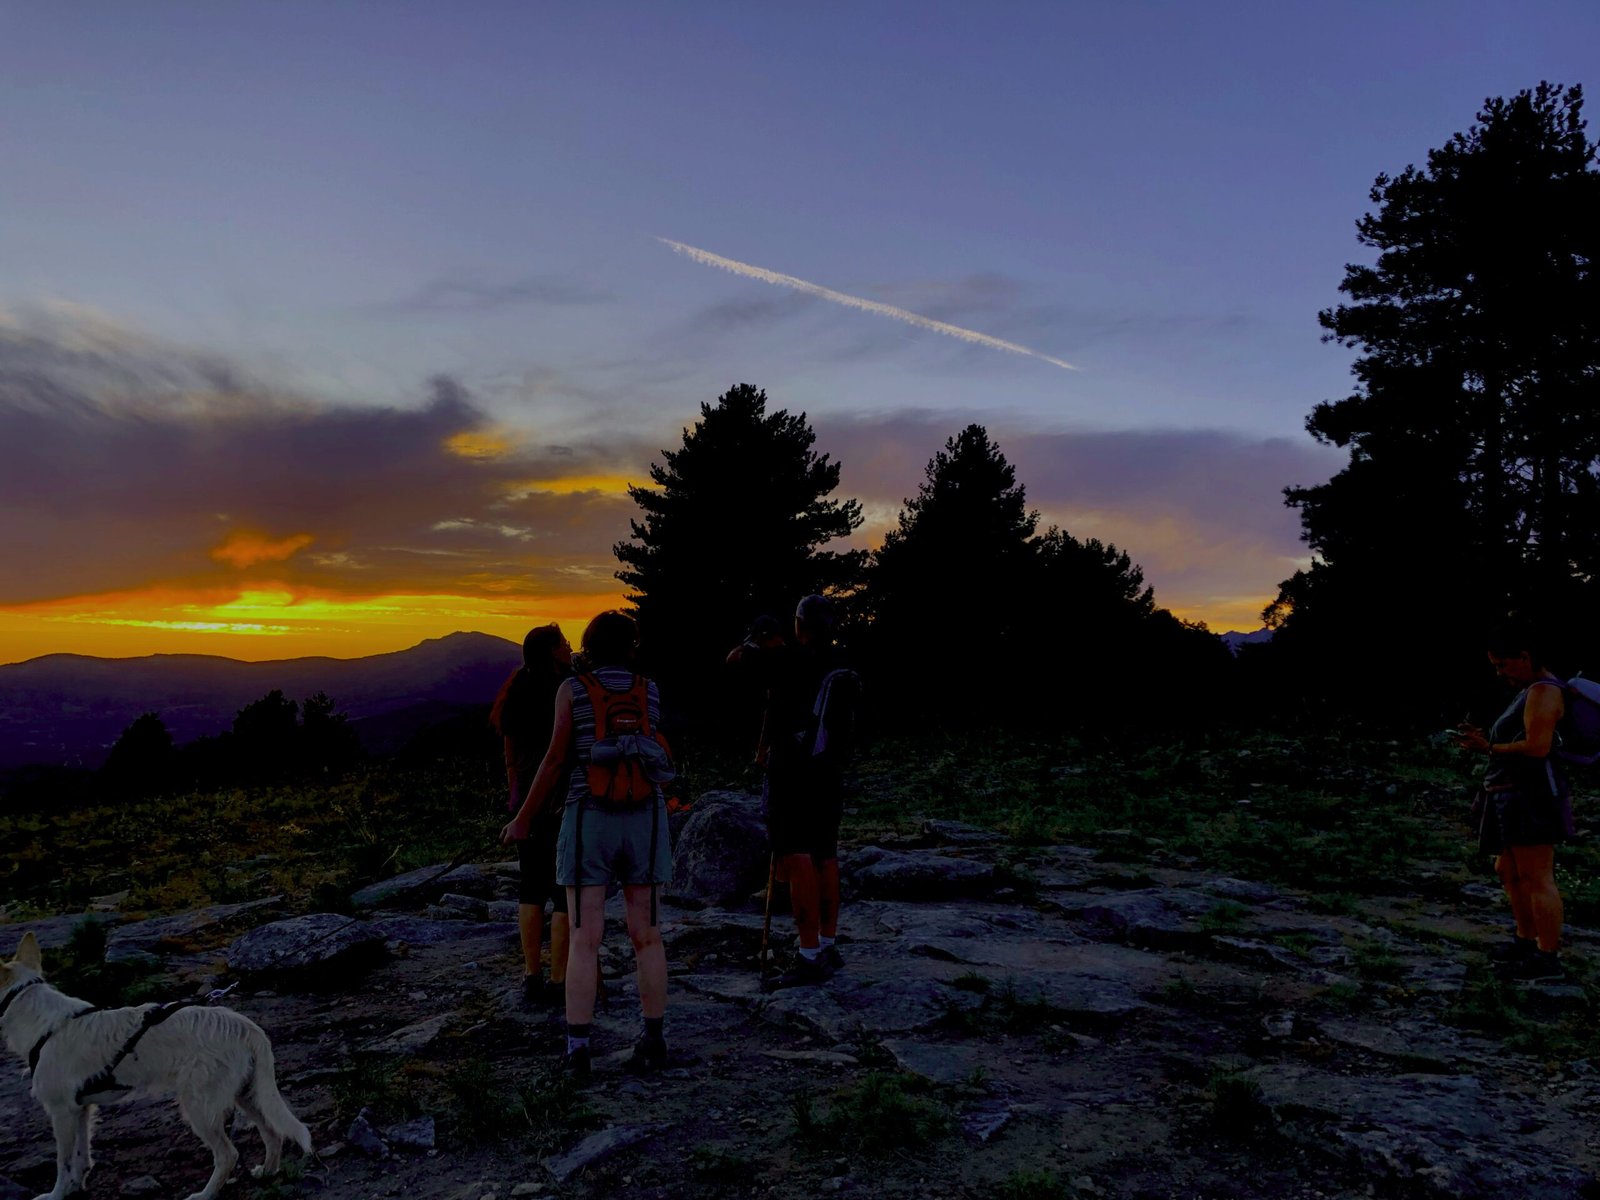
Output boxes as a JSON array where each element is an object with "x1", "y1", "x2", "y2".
[{"x1": 0, "y1": 631, "x2": 522, "y2": 769}]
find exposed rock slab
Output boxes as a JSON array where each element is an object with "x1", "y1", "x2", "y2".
[
  {"x1": 351, "y1": 862, "x2": 495, "y2": 910},
  {"x1": 368, "y1": 915, "x2": 516, "y2": 949},
  {"x1": 845, "y1": 848, "x2": 995, "y2": 900},
  {"x1": 1248, "y1": 1065, "x2": 1592, "y2": 1198},
  {"x1": 363, "y1": 1013, "x2": 452, "y2": 1055},
  {"x1": 543, "y1": 1124, "x2": 667, "y2": 1183},
  {"x1": 226, "y1": 913, "x2": 385, "y2": 974},
  {"x1": 881, "y1": 1038, "x2": 985, "y2": 1086},
  {"x1": 106, "y1": 896, "x2": 285, "y2": 956},
  {"x1": 0, "y1": 912, "x2": 118, "y2": 957}
]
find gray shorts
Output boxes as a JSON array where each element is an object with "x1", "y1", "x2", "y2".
[{"x1": 556, "y1": 796, "x2": 673, "y2": 889}]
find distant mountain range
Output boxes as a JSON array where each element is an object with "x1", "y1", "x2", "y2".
[
  {"x1": 0, "y1": 632, "x2": 522, "y2": 770},
  {"x1": 1219, "y1": 628, "x2": 1273, "y2": 653}
]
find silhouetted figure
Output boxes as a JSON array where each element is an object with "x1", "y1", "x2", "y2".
[
  {"x1": 490, "y1": 624, "x2": 573, "y2": 1006},
  {"x1": 1458, "y1": 618, "x2": 1573, "y2": 981}
]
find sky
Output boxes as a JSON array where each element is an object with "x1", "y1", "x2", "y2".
[{"x1": 1, "y1": 1, "x2": 1595, "y2": 663}]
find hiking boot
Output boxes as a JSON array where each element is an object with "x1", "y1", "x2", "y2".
[
  {"x1": 772, "y1": 951, "x2": 834, "y2": 989},
  {"x1": 1498, "y1": 951, "x2": 1565, "y2": 983},
  {"x1": 560, "y1": 1044, "x2": 592, "y2": 1079},
  {"x1": 1488, "y1": 936, "x2": 1536, "y2": 964},
  {"x1": 821, "y1": 943, "x2": 845, "y2": 972},
  {"x1": 623, "y1": 1035, "x2": 669, "y2": 1074}
]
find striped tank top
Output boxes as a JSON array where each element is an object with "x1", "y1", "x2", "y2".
[{"x1": 564, "y1": 668, "x2": 663, "y2": 806}]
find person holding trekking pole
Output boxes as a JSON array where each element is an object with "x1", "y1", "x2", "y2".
[
  {"x1": 728, "y1": 595, "x2": 860, "y2": 989},
  {"x1": 1457, "y1": 617, "x2": 1575, "y2": 982},
  {"x1": 490, "y1": 625, "x2": 573, "y2": 1007},
  {"x1": 502, "y1": 610, "x2": 674, "y2": 1076}
]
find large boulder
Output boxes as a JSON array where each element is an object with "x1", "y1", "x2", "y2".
[
  {"x1": 667, "y1": 791, "x2": 769, "y2": 907},
  {"x1": 226, "y1": 913, "x2": 385, "y2": 975},
  {"x1": 0, "y1": 913, "x2": 118, "y2": 958}
]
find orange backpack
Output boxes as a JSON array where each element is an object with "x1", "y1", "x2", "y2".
[{"x1": 578, "y1": 672, "x2": 673, "y2": 808}]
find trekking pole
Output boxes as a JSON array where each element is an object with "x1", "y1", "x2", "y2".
[{"x1": 758, "y1": 852, "x2": 776, "y2": 992}]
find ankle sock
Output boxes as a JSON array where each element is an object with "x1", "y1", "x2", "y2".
[
  {"x1": 798, "y1": 945, "x2": 821, "y2": 962},
  {"x1": 566, "y1": 1022, "x2": 592, "y2": 1055},
  {"x1": 819, "y1": 935, "x2": 836, "y2": 949}
]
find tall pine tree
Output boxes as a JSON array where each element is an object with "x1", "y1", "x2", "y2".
[
  {"x1": 1273, "y1": 83, "x2": 1600, "y2": 712},
  {"x1": 614, "y1": 383, "x2": 864, "y2": 719}
]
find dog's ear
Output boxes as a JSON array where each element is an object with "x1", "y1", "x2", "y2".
[{"x1": 14, "y1": 932, "x2": 42, "y2": 972}]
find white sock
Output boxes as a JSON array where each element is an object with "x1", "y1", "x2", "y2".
[
  {"x1": 819, "y1": 936, "x2": 836, "y2": 949},
  {"x1": 798, "y1": 945, "x2": 821, "y2": 962}
]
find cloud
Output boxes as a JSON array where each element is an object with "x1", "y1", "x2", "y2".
[
  {"x1": 0, "y1": 308, "x2": 652, "y2": 619},
  {"x1": 373, "y1": 274, "x2": 609, "y2": 314},
  {"x1": 658, "y1": 238, "x2": 1078, "y2": 371},
  {"x1": 211, "y1": 530, "x2": 316, "y2": 568}
]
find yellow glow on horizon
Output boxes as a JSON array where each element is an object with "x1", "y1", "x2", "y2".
[
  {"x1": 210, "y1": 530, "x2": 316, "y2": 569},
  {"x1": 0, "y1": 582, "x2": 623, "y2": 664},
  {"x1": 444, "y1": 429, "x2": 514, "y2": 460},
  {"x1": 506, "y1": 474, "x2": 634, "y2": 498}
]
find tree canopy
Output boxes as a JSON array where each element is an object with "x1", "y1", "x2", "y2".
[
  {"x1": 614, "y1": 383, "x2": 865, "y2": 715},
  {"x1": 1272, "y1": 82, "x2": 1600, "y2": 707}
]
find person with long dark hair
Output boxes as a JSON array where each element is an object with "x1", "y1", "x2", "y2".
[
  {"x1": 490, "y1": 624, "x2": 573, "y2": 1006},
  {"x1": 502, "y1": 610, "x2": 673, "y2": 1075},
  {"x1": 1458, "y1": 618, "x2": 1574, "y2": 982}
]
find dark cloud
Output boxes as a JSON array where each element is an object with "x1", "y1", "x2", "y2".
[
  {"x1": 373, "y1": 273, "x2": 610, "y2": 314},
  {"x1": 0, "y1": 310, "x2": 646, "y2": 606}
]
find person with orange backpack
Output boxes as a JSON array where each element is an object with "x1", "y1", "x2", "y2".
[{"x1": 501, "y1": 609, "x2": 674, "y2": 1076}]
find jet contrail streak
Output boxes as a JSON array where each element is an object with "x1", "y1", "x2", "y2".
[{"x1": 658, "y1": 237, "x2": 1076, "y2": 371}]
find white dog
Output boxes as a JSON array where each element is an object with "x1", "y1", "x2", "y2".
[{"x1": 0, "y1": 932, "x2": 311, "y2": 1200}]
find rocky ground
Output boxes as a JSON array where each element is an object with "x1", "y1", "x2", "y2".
[{"x1": 2, "y1": 794, "x2": 1598, "y2": 1200}]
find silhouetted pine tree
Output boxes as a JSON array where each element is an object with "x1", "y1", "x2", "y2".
[
  {"x1": 614, "y1": 383, "x2": 865, "y2": 723},
  {"x1": 1273, "y1": 82, "x2": 1600, "y2": 714}
]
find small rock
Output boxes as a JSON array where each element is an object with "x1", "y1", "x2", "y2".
[
  {"x1": 385, "y1": 1116, "x2": 436, "y2": 1151},
  {"x1": 510, "y1": 1185, "x2": 545, "y2": 1198},
  {"x1": 121, "y1": 1177, "x2": 163, "y2": 1199},
  {"x1": 347, "y1": 1108, "x2": 389, "y2": 1158},
  {"x1": 319, "y1": 1142, "x2": 346, "y2": 1158},
  {"x1": 961, "y1": 1101, "x2": 1012, "y2": 1142},
  {"x1": 544, "y1": 1124, "x2": 666, "y2": 1183}
]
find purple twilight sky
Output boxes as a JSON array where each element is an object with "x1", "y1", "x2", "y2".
[{"x1": 0, "y1": 2, "x2": 1595, "y2": 659}]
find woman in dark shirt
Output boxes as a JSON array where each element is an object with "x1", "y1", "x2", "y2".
[
  {"x1": 489, "y1": 624, "x2": 573, "y2": 1005},
  {"x1": 1458, "y1": 619, "x2": 1573, "y2": 981}
]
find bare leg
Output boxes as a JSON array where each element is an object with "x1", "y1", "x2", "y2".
[
  {"x1": 817, "y1": 857, "x2": 840, "y2": 940},
  {"x1": 783, "y1": 853, "x2": 822, "y2": 950},
  {"x1": 550, "y1": 911, "x2": 571, "y2": 984},
  {"x1": 518, "y1": 903, "x2": 545, "y2": 977},
  {"x1": 623, "y1": 885, "x2": 667, "y2": 1019},
  {"x1": 564, "y1": 887, "x2": 606, "y2": 1026},
  {"x1": 1496, "y1": 852, "x2": 1536, "y2": 939},
  {"x1": 1510, "y1": 844, "x2": 1563, "y2": 953}
]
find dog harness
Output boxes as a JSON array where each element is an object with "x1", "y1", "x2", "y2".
[
  {"x1": 0, "y1": 977, "x2": 43, "y2": 1020},
  {"x1": 24, "y1": 999, "x2": 193, "y2": 1104}
]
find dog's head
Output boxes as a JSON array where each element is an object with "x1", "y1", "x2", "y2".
[{"x1": 1, "y1": 932, "x2": 44, "y2": 989}]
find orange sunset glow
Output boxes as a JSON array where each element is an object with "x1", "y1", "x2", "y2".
[{"x1": 0, "y1": 583, "x2": 621, "y2": 663}]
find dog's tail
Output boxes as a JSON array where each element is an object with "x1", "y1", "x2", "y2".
[{"x1": 245, "y1": 1025, "x2": 312, "y2": 1154}]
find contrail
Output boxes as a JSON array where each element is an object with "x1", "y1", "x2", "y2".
[{"x1": 658, "y1": 237, "x2": 1076, "y2": 371}]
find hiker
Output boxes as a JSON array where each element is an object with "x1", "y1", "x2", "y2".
[
  {"x1": 502, "y1": 609, "x2": 673, "y2": 1075},
  {"x1": 1458, "y1": 618, "x2": 1574, "y2": 982},
  {"x1": 728, "y1": 594, "x2": 861, "y2": 988},
  {"x1": 490, "y1": 624, "x2": 573, "y2": 1006}
]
